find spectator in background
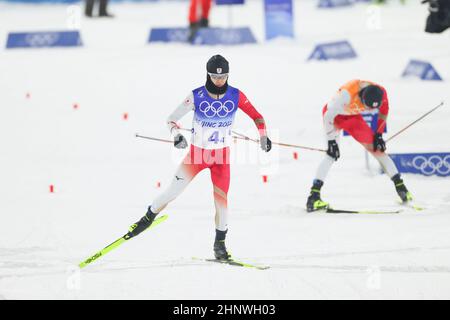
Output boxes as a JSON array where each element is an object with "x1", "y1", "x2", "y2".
[
  {"x1": 188, "y1": 0, "x2": 212, "y2": 42},
  {"x1": 422, "y1": 0, "x2": 450, "y2": 33},
  {"x1": 85, "y1": 0, "x2": 114, "y2": 18}
]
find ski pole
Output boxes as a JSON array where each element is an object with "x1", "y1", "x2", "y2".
[
  {"x1": 179, "y1": 128, "x2": 260, "y2": 143},
  {"x1": 135, "y1": 134, "x2": 173, "y2": 144},
  {"x1": 231, "y1": 130, "x2": 258, "y2": 142},
  {"x1": 270, "y1": 141, "x2": 326, "y2": 152},
  {"x1": 231, "y1": 130, "x2": 327, "y2": 153},
  {"x1": 178, "y1": 127, "x2": 327, "y2": 152},
  {"x1": 386, "y1": 101, "x2": 444, "y2": 143}
]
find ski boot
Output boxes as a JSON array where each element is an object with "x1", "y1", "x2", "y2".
[
  {"x1": 214, "y1": 240, "x2": 231, "y2": 260},
  {"x1": 214, "y1": 229, "x2": 230, "y2": 260},
  {"x1": 126, "y1": 206, "x2": 157, "y2": 239},
  {"x1": 188, "y1": 22, "x2": 200, "y2": 43},
  {"x1": 392, "y1": 174, "x2": 413, "y2": 203},
  {"x1": 306, "y1": 180, "x2": 329, "y2": 212},
  {"x1": 199, "y1": 18, "x2": 209, "y2": 28}
]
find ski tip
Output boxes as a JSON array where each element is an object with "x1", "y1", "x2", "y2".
[{"x1": 399, "y1": 201, "x2": 425, "y2": 211}]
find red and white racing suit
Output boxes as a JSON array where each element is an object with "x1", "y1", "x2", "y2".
[{"x1": 151, "y1": 85, "x2": 266, "y2": 231}]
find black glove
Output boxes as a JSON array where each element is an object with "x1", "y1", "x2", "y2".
[
  {"x1": 373, "y1": 133, "x2": 386, "y2": 152},
  {"x1": 327, "y1": 140, "x2": 340, "y2": 161},
  {"x1": 174, "y1": 134, "x2": 188, "y2": 149},
  {"x1": 260, "y1": 136, "x2": 272, "y2": 152}
]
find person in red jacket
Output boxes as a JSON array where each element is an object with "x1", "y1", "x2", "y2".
[
  {"x1": 306, "y1": 79, "x2": 413, "y2": 212},
  {"x1": 188, "y1": 0, "x2": 212, "y2": 42}
]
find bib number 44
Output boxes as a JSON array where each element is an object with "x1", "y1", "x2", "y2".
[{"x1": 208, "y1": 131, "x2": 225, "y2": 144}]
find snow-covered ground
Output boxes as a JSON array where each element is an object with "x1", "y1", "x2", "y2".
[{"x1": 1, "y1": 0, "x2": 450, "y2": 299}]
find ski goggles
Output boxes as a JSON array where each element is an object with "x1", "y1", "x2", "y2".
[{"x1": 208, "y1": 72, "x2": 229, "y2": 80}]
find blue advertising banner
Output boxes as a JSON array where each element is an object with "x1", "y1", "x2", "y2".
[
  {"x1": 149, "y1": 27, "x2": 256, "y2": 45},
  {"x1": 6, "y1": 31, "x2": 82, "y2": 49},
  {"x1": 149, "y1": 28, "x2": 189, "y2": 43},
  {"x1": 318, "y1": 0, "x2": 352, "y2": 8},
  {"x1": 402, "y1": 60, "x2": 443, "y2": 81},
  {"x1": 308, "y1": 40, "x2": 357, "y2": 60},
  {"x1": 389, "y1": 153, "x2": 450, "y2": 177},
  {"x1": 193, "y1": 27, "x2": 256, "y2": 45},
  {"x1": 343, "y1": 111, "x2": 387, "y2": 136},
  {"x1": 216, "y1": 0, "x2": 244, "y2": 5},
  {"x1": 264, "y1": 0, "x2": 294, "y2": 40}
]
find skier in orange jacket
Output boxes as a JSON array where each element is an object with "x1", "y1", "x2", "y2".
[{"x1": 306, "y1": 79, "x2": 413, "y2": 212}]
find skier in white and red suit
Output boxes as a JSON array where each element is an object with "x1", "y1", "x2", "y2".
[
  {"x1": 127, "y1": 55, "x2": 272, "y2": 260},
  {"x1": 306, "y1": 79, "x2": 413, "y2": 212}
]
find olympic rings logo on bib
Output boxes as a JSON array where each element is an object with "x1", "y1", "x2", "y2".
[
  {"x1": 411, "y1": 155, "x2": 450, "y2": 176},
  {"x1": 198, "y1": 100, "x2": 236, "y2": 118}
]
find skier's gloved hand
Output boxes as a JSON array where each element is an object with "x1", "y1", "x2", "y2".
[
  {"x1": 174, "y1": 134, "x2": 188, "y2": 149},
  {"x1": 327, "y1": 140, "x2": 340, "y2": 161},
  {"x1": 260, "y1": 136, "x2": 272, "y2": 152},
  {"x1": 373, "y1": 133, "x2": 386, "y2": 152}
]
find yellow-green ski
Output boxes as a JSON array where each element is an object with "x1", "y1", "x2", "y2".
[
  {"x1": 326, "y1": 207, "x2": 401, "y2": 214},
  {"x1": 400, "y1": 201, "x2": 425, "y2": 211},
  {"x1": 192, "y1": 257, "x2": 270, "y2": 270},
  {"x1": 79, "y1": 215, "x2": 168, "y2": 269}
]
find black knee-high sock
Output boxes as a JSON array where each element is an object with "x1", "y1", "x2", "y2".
[{"x1": 215, "y1": 229, "x2": 227, "y2": 242}]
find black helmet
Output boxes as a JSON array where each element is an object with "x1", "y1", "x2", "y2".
[
  {"x1": 206, "y1": 55, "x2": 229, "y2": 74},
  {"x1": 360, "y1": 85, "x2": 383, "y2": 108}
]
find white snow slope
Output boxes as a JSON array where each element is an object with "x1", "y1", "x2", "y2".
[{"x1": 1, "y1": 0, "x2": 450, "y2": 300}]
